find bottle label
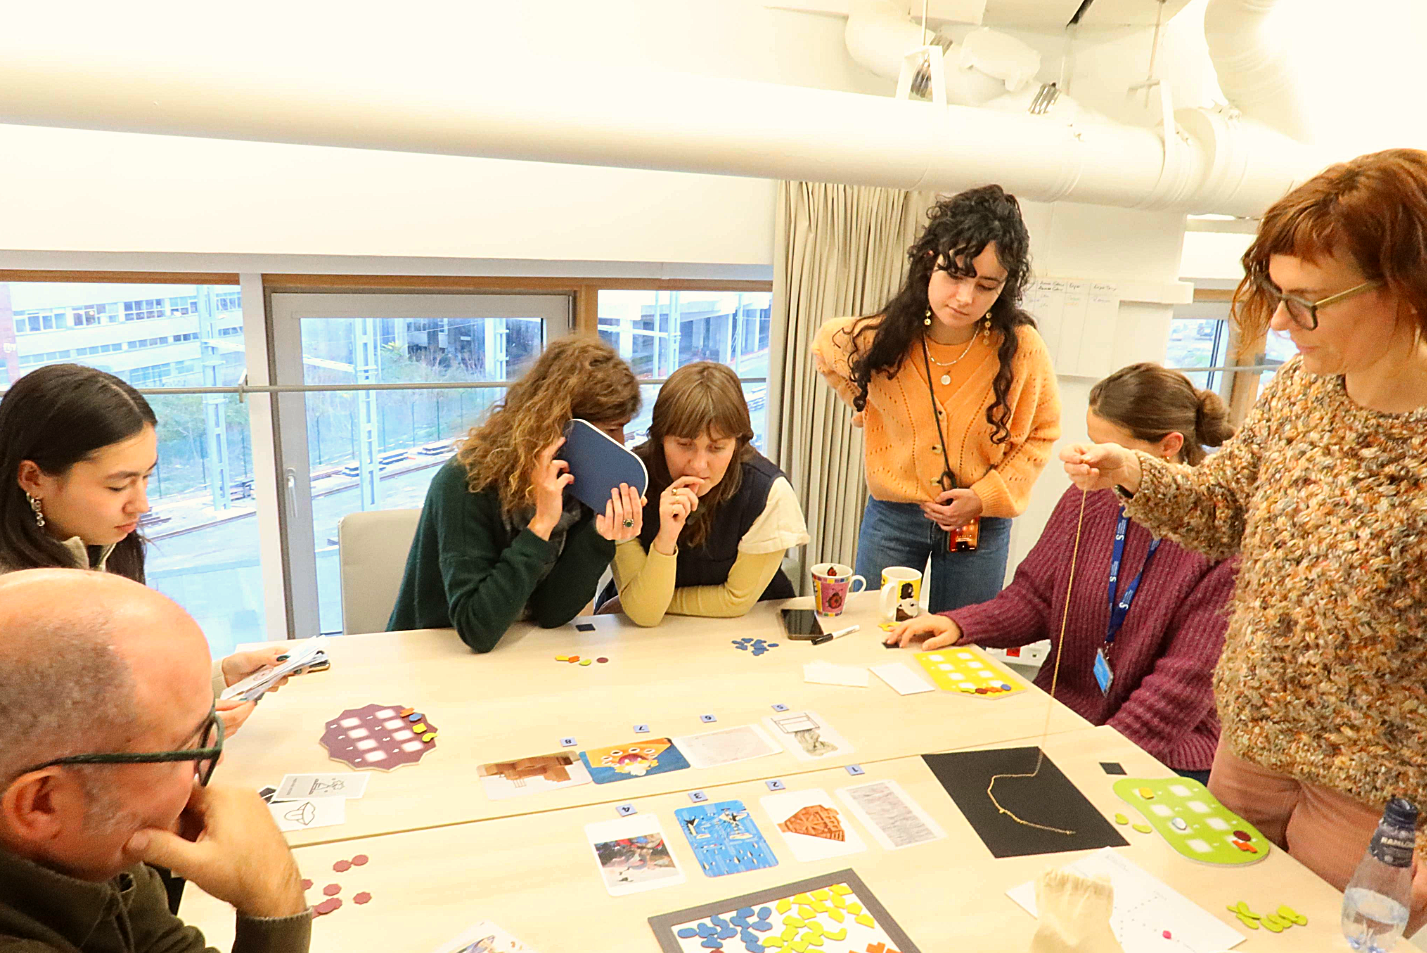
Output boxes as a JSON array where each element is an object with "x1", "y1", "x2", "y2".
[{"x1": 1370, "y1": 829, "x2": 1416, "y2": 868}]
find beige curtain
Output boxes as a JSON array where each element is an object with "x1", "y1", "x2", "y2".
[{"x1": 768, "y1": 181, "x2": 934, "y2": 593}]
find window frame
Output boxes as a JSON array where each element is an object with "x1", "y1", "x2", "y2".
[{"x1": 1, "y1": 271, "x2": 774, "y2": 640}]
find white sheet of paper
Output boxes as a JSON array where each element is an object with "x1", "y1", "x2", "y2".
[
  {"x1": 584, "y1": 814, "x2": 686, "y2": 897},
  {"x1": 836, "y1": 779, "x2": 945, "y2": 850},
  {"x1": 428, "y1": 920, "x2": 540, "y2": 953},
  {"x1": 759, "y1": 787, "x2": 867, "y2": 862},
  {"x1": 762, "y1": 709, "x2": 855, "y2": 762},
  {"x1": 869, "y1": 661, "x2": 935, "y2": 695},
  {"x1": 803, "y1": 660, "x2": 869, "y2": 688},
  {"x1": 1006, "y1": 848, "x2": 1246, "y2": 953},
  {"x1": 670, "y1": 724, "x2": 782, "y2": 770},
  {"x1": 268, "y1": 797, "x2": 346, "y2": 832},
  {"x1": 272, "y1": 772, "x2": 369, "y2": 801}
]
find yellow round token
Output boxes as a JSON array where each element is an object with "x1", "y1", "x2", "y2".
[
  {"x1": 422, "y1": 731, "x2": 437, "y2": 743},
  {"x1": 411, "y1": 723, "x2": 427, "y2": 733},
  {"x1": 580, "y1": 659, "x2": 592, "y2": 666},
  {"x1": 555, "y1": 655, "x2": 568, "y2": 661}
]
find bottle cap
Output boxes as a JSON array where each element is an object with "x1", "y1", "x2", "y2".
[{"x1": 1384, "y1": 797, "x2": 1418, "y2": 829}]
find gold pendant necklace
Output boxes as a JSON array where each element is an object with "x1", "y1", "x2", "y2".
[{"x1": 925, "y1": 334, "x2": 976, "y2": 386}]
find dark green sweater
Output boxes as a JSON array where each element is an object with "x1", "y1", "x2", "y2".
[
  {"x1": 387, "y1": 459, "x2": 615, "y2": 652},
  {"x1": 0, "y1": 846, "x2": 310, "y2": 952}
]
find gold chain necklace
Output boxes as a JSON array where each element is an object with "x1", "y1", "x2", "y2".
[{"x1": 924, "y1": 334, "x2": 977, "y2": 386}]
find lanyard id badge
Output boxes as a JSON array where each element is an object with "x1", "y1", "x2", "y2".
[
  {"x1": 1093, "y1": 647, "x2": 1115, "y2": 694},
  {"x1": 1099, "y1": 510, "x2": 1160, "y2": 695}
]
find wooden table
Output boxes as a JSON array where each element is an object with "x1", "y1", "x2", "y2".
[
  {"x1": 184, "y1": 726, "x2": 1349, "y2": 952},
  {"x1": 222, "y1": 594, "x2": 1089, "y2": 845}
]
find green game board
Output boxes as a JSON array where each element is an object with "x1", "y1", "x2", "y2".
[{"x1": 1113, "y1": 777, "x2": 1271, "y2": 866}]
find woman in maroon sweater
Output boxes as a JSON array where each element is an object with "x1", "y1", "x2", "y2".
[{"x1": 886, "y1": 363, "x2": 1237, "y2": 781}]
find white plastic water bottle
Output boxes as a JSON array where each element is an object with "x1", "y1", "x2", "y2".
[{"x1": 1341, "y1": 797, "x2": 1417, "y2": 952}]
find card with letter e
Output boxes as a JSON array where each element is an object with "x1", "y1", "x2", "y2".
[
  {"x1": 579, "y1": 737, "x2": 690, "y2": 784},
  {"x1": 674, "y1": 800, "x2": 779, "y2": 878}
]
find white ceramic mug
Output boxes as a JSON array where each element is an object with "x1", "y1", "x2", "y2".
[{"x1": 879, "y1": 566, "x2": 923, "y2": 623}]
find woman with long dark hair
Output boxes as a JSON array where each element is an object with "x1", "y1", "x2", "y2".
[
  {"x1": 0, "y1": 364, "x2": 294, "y2": 734},
  {"x1": 814, "y1": 185, "x2": 1061, "y2": 612}
]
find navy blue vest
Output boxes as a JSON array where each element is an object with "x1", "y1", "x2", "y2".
[{"x1": 603, "y1": 452, "x2": 795, "y2": 606}]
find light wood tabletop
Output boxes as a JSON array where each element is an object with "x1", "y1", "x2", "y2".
[
  {"x1": 183, "y1": 725, "x2": 1349, "y2": 952},
  {"x1": 223, "y1": 593, "x2": 1089, "y2": 845}
]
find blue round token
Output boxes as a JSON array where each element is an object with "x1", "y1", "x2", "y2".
[
  {"x1": 678, "y1": 928, "x2": 698, "y2": 939},
  {"x1": 407, "y1": 713, "x2": 422, "y2": 722},
  {"x1": 757, "y1": 907, "x2": 771, "y2": 920}
]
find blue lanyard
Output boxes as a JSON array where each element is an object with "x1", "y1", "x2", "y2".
[{"x1": 1106, "y1": 509, "x2": 1159, "y2": 647}]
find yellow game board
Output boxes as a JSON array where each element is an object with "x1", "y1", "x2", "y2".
[{"x1": 914, "y1": 647, "x2": 1027, "y2": 698}]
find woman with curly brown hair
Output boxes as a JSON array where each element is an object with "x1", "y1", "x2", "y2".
[
  {"x1": 813, "y1": 185, "x2": 1061, "y2": 613},
  {"x1": 603, "y1": 362, "x2": 809, "y2": 626},
  {"x1": 1063, "y1": 149, "x2": 1427, "y2": 930},
  {"x1": 388, "y1": 337, "x2": 644, "y2": 652}
]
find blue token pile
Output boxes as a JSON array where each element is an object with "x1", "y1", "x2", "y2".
[
  {"x1": 731, "y1": 638, "x2": 778, "y2": 656},
  {"x1": 675, "y1": 906, "x2": 776, "y2": 951}
]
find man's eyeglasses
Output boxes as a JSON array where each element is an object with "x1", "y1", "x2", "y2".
[
  {"x1": 1256, "y1": 275, "x2": 1384, "y2": 331},
  {"x1": 15, "y1": 707, "x2": 224, "y2": 786}
]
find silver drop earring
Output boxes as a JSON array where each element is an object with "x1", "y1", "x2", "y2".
[{"x1": 27, "y1": 493, "x2": 45, "y2": 528}]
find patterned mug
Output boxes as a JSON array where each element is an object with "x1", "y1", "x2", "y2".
[{"x1": 810, "y1": 562, "x2": 867, "y2": 617}]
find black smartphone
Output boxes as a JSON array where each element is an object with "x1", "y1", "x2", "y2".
[{"x1": 779, "y1": 608, "x2": 824, "y2": 640}]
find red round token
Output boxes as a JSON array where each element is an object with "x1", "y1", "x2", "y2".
[
  {"x1": 353, "y1": 892, "x2": 372, "y2": 905},
  {"x1": 350, "y1": 854, "x2": 369, "y2": 866},
  {"x1": 1162, "y1": 931, "x2": 1172, "y2": 940},
  {"x1": 333, "y1": 860, "x2": 352, "y2": 872},
  {"x1": 597, "y1": 657, "x2": 609, "y2": 663},
  {"x1": 314, "y1": 898, "x2": 342, "y2": 915},
  {"x1": 301, "y1": 879, "x2": 313, "y2": 890},
  {"x1": 323, "y1": 884, "x2": 341, "y2": 896}
]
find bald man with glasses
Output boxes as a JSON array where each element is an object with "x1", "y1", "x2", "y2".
[{"x1": 0, "y1": 569, "x2": 310, "y2": 952}]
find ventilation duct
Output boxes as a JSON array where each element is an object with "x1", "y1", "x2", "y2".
[
  {"x1": 0, "y1": 17, "x2": 1317, "y2": 218},
  {"x1": 1203, "y1": 0, "x2": 1314, "y2": 143}
]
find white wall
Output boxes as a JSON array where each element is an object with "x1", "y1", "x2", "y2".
[{"x1": 1007, "y1": 201, "x2": 1189, "y2": 571}]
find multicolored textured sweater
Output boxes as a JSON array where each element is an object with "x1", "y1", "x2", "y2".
[
  {"x1": 948, "y1": 487, "x2": 1235, "y2": 770},
  {"x1": 812, "y1": 318, "x2": 1060, "y2": 517},
  {"x1": 1123, "y1": 358, "x2": 1427, "y2": 808}
]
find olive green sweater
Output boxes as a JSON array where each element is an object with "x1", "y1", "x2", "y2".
[
  {"x1": 0, "y1": 847, "x2": 310, "y2": 952},
  {"x1": 387, "y1": 459, "x2": 615, "y2": 652}
]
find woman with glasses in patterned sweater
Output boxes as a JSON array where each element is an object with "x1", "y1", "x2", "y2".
[{"x1": 1063, "y1": 149, "x2": 1427, "y2": 933}]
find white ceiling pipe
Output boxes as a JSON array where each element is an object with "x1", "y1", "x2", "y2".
[
  {"x1": 1203, "y1": 0, "x2": 1315, "y2": 142},
  {"x1": 844, "y1": 0, "x2": 939, "y2": 82},
  {"x1": 0, "y1": 47, "x2": 1310, "y2": 216}
]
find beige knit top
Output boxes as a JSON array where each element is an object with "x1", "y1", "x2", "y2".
[{"x1": 1124, "y1": 357, "x2": 1427, "y2": 809}]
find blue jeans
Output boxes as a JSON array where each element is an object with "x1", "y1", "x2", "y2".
[{"x1": 854, "y1": 497, "x2": 1012, "y2": 614}]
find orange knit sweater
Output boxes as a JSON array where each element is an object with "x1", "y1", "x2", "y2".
[{"x1": 812, "y1": 316, "x2": 1061, "y2": 517}]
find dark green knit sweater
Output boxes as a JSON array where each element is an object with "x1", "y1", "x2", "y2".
[{"x1": 387, "y1": 459, "x2": 615, "y2": 652}]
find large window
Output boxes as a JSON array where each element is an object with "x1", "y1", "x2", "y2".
[
  {"x1": 1167, "y1": 292, "x2": 1300, "y2": 423},
  {"x1": 269, "y1": 294, "x2": 571, "y2": 636},
  {"x1": 597, "y1": 290, "x2": 772, "y2": 449},
  {"x1": 0, "y1": 282, "x2": 261, "y2": 657},
  {"x1": 0, "y1": 278, "x2": 774, "y2": 646}
]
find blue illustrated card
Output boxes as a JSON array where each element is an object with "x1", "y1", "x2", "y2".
[{"x1": 674, "y1": 800, "x2": 779, "y2": 878}]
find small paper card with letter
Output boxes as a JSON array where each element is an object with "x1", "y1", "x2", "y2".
[{"x1": 272, "y1": 773, "x2": 368, "y2": 802}]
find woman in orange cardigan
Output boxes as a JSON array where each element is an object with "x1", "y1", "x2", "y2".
[{"x1": 814, "y1": 186, "x2": 1060, "y2": 612}]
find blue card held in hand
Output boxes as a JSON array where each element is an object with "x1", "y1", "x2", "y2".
[{"x1": 556, "y1": 418, "x2": 649, "y2": 514}]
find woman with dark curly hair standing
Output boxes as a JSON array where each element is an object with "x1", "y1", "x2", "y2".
[{"x1": 813, "y1": 185, "x2": 1061, "y2": 612}]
